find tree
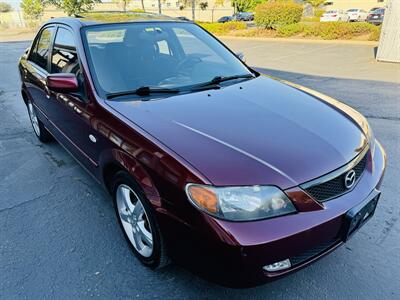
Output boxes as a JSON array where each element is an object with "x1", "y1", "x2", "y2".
[
  {"x1": 199, "y1": 1, "x2": 207, "y2": 10},
  {"x1": 47, "y1": 0, "x2": 101, "y2": 16},
  {"x1": 305, "y1": 0, "x2": 325, "y2": 7},
  {"x1": 140, "y1": 0, "x2": 145, "y2": 12},
  {"x1": 232, "y1": 0, "x2": 265, "y2": 12},
  {"x1": 157, "y1": 0, "x2": 161, "y2": 14},
  {"x1": 114, "y1": 0, "x2": 132, "y2": 12},
  {"x1": 178, "y1": 0, "x2": 196, "y2": 20},
  {"x1": 0, "y1": 2, "x2": 12, "y2": 12},
  {"x1": 211, "y1": 0, "x2": 225, "y2": 22},
  {"x1": 20, "y1": 0, "x2": 43, "y2": 23}
]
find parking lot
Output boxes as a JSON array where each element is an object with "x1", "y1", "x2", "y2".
[{"x1": 0, "y1": 39, "x2": 399, "y2": 299}]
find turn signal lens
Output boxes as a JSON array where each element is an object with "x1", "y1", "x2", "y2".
[{"x1": 187, "y1": 185, "x2": 218, "y2": 213}]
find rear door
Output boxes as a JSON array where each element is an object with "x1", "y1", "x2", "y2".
[{"x1": 24, "y1": 26, "x2": 55, "y2": 121}]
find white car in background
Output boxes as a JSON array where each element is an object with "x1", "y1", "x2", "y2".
[
  {"x1": 346, "y1": 8, "x2": 369, "y2": 22},
  {"x1": 320, "y1": 10, "x2": 349, "y2": 22}
]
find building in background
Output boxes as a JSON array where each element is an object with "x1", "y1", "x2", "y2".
[{"x1": 129, "y1": 0, "x2": 233, "y2": 21}]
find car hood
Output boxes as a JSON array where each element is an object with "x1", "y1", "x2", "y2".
[{"x1": 105, "y1": 76, "x2": 368, "y2": 189}]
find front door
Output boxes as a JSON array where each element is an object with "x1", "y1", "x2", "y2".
[{"x1": 47, "y1": 26, "x2": 99, "y2": 175}]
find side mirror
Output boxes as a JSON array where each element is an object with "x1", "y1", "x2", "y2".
[
  {"x1": 236, "y1": 52, "x2": 246, "y2": 63},
  {"x1": 46, "y1": 73, "x2": 78, "y2": 93}
]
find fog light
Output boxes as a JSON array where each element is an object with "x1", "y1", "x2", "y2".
[{"x1": 263, "y1": 259, "x2": 291, "y2": 272}]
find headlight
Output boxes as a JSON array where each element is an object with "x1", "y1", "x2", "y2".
[{"x1": 185, "y1": 184, "x2": 297, "y2": 221}]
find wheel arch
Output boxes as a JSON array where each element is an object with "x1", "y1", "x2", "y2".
[
  {"x1": 21, "y1": 88, "x2": 29, "y2": 106},
  {"x1": 99, "y1": 148, "x2": 162, "y2": 208}
]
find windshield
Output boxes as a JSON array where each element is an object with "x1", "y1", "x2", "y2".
[{"x1": 82, "y1": 22, "x2": 252, "y2": 96}]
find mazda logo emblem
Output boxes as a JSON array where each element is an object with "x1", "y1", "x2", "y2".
[{"x1": 344, "y1": 170, "x2": 356, "y2": 189}]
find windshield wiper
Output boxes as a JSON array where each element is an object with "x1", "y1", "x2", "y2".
[
  {"x1": 210, "y1": 74, "x2": 255, "y2": 84},
  {"x1": 106, "y1": 86, "x2": 180, "y2": 100},
  {"x1": 190, "y1": 74, "x2": 255, "y2": 91}
]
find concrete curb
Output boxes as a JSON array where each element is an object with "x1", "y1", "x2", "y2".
[{"x1": 218, "y1": 35, "x2": 379, "y2": 46}]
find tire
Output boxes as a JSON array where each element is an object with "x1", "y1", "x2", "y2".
[
  {"x1": 27, "y1": 100, "x2": 53, "y2": 143},
  {"x1": 111, "y1": 171, "x2": 169, "y2": 269}
]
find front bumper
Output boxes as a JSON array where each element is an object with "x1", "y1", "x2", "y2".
[{"x1": 204, "y1": 140, "x2": 386, "y2": 285}]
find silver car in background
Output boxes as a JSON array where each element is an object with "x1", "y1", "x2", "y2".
[{"x1": 346, "y1": 8, "x2": 369, "y2": 22}]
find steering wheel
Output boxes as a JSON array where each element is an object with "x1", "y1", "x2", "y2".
[
  {"x1": 158, "y1": 56, "x2": 203, "y2": 87},
  {"x1": 175, "y1": 56, "x2": 202, "y2": 72}
]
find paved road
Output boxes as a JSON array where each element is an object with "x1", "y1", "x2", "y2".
[{"x1": 1, "y1": 40, "x2": 399, "y2": 299}]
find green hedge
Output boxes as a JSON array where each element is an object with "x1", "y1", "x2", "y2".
[
  {"x1": 277, "y1": 23, "x2": 306, "y2": 37},
  {"x1": 255, "y1": 2, "x2": 303, "y2": 29},
  {"x1": 198, "y1": 21, "x2": 247, "y2": 35},
  {"x1": 303, "y1": 22, "x2": 381, "y2": 40},
  {"x1": 276, "y1": 22, "x2": 381, "y2": 40}
]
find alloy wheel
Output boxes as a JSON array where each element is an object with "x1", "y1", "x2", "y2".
[
  {"x1": 116, "y1": 184, "x2": 153, "y2": 257},
  {"x1": 28, "y1": 101, "x2": 41, "y2": 137}
]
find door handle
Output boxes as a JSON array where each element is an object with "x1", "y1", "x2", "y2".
[
  {"x1": 73, "y1": 106, "x2": 82, "y2": 114},
  {"x1": 44, "y1": 86, "x2": 51, "y2": 99}
]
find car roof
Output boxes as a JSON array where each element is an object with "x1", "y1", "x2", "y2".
[{"x1": 44, "y1": 12, "x2": 186, "y2": 28}]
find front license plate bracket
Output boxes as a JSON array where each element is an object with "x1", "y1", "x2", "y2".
[{"x1": 341, "y1": 189, "x2": 380, "y2": 242}]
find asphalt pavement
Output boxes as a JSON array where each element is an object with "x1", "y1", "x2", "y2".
[{"x1": 0, "y1": 39, "x2": 399, "y2": 299}]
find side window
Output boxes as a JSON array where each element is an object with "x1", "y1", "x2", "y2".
[
  {"x1": 51, "y1": 28, "x2": 80, "y2": 75},
  {"x1": 51, "y1": 27, "x2": 85, "y2": 98},
  {"x1": 30, "y1": 27, "x2": 54, "y2": 70}
]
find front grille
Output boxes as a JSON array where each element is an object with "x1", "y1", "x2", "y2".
[
  {"x1": 290, "y1": 238, "x2": 339, "y2": 266},
  {"x1": 302, "y1": 149, "x2": 368, "y2": 202}
]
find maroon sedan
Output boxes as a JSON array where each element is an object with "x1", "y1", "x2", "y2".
[{"x1": 19, "y1": 14, "x2": 386, "y2": 285}]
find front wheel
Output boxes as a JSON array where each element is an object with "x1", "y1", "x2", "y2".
[
  {"x1": 27, "y1": 100, "x2": 53, "y2": 143},
  {"x1": 112, "y1": 171, "x2": 169, "y2": 268}
]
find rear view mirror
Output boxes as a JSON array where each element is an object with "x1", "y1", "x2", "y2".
[
  {"x1": 46, "y1": 73, "x2": 79, "y2": 92},
  {"x1": 236, "y1": 52, "x2": 246, "y2": 62}
]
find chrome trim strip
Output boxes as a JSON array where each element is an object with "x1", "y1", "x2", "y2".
[{"x1": 300, "y1": 145, "x2": 369, "y2": 191}]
